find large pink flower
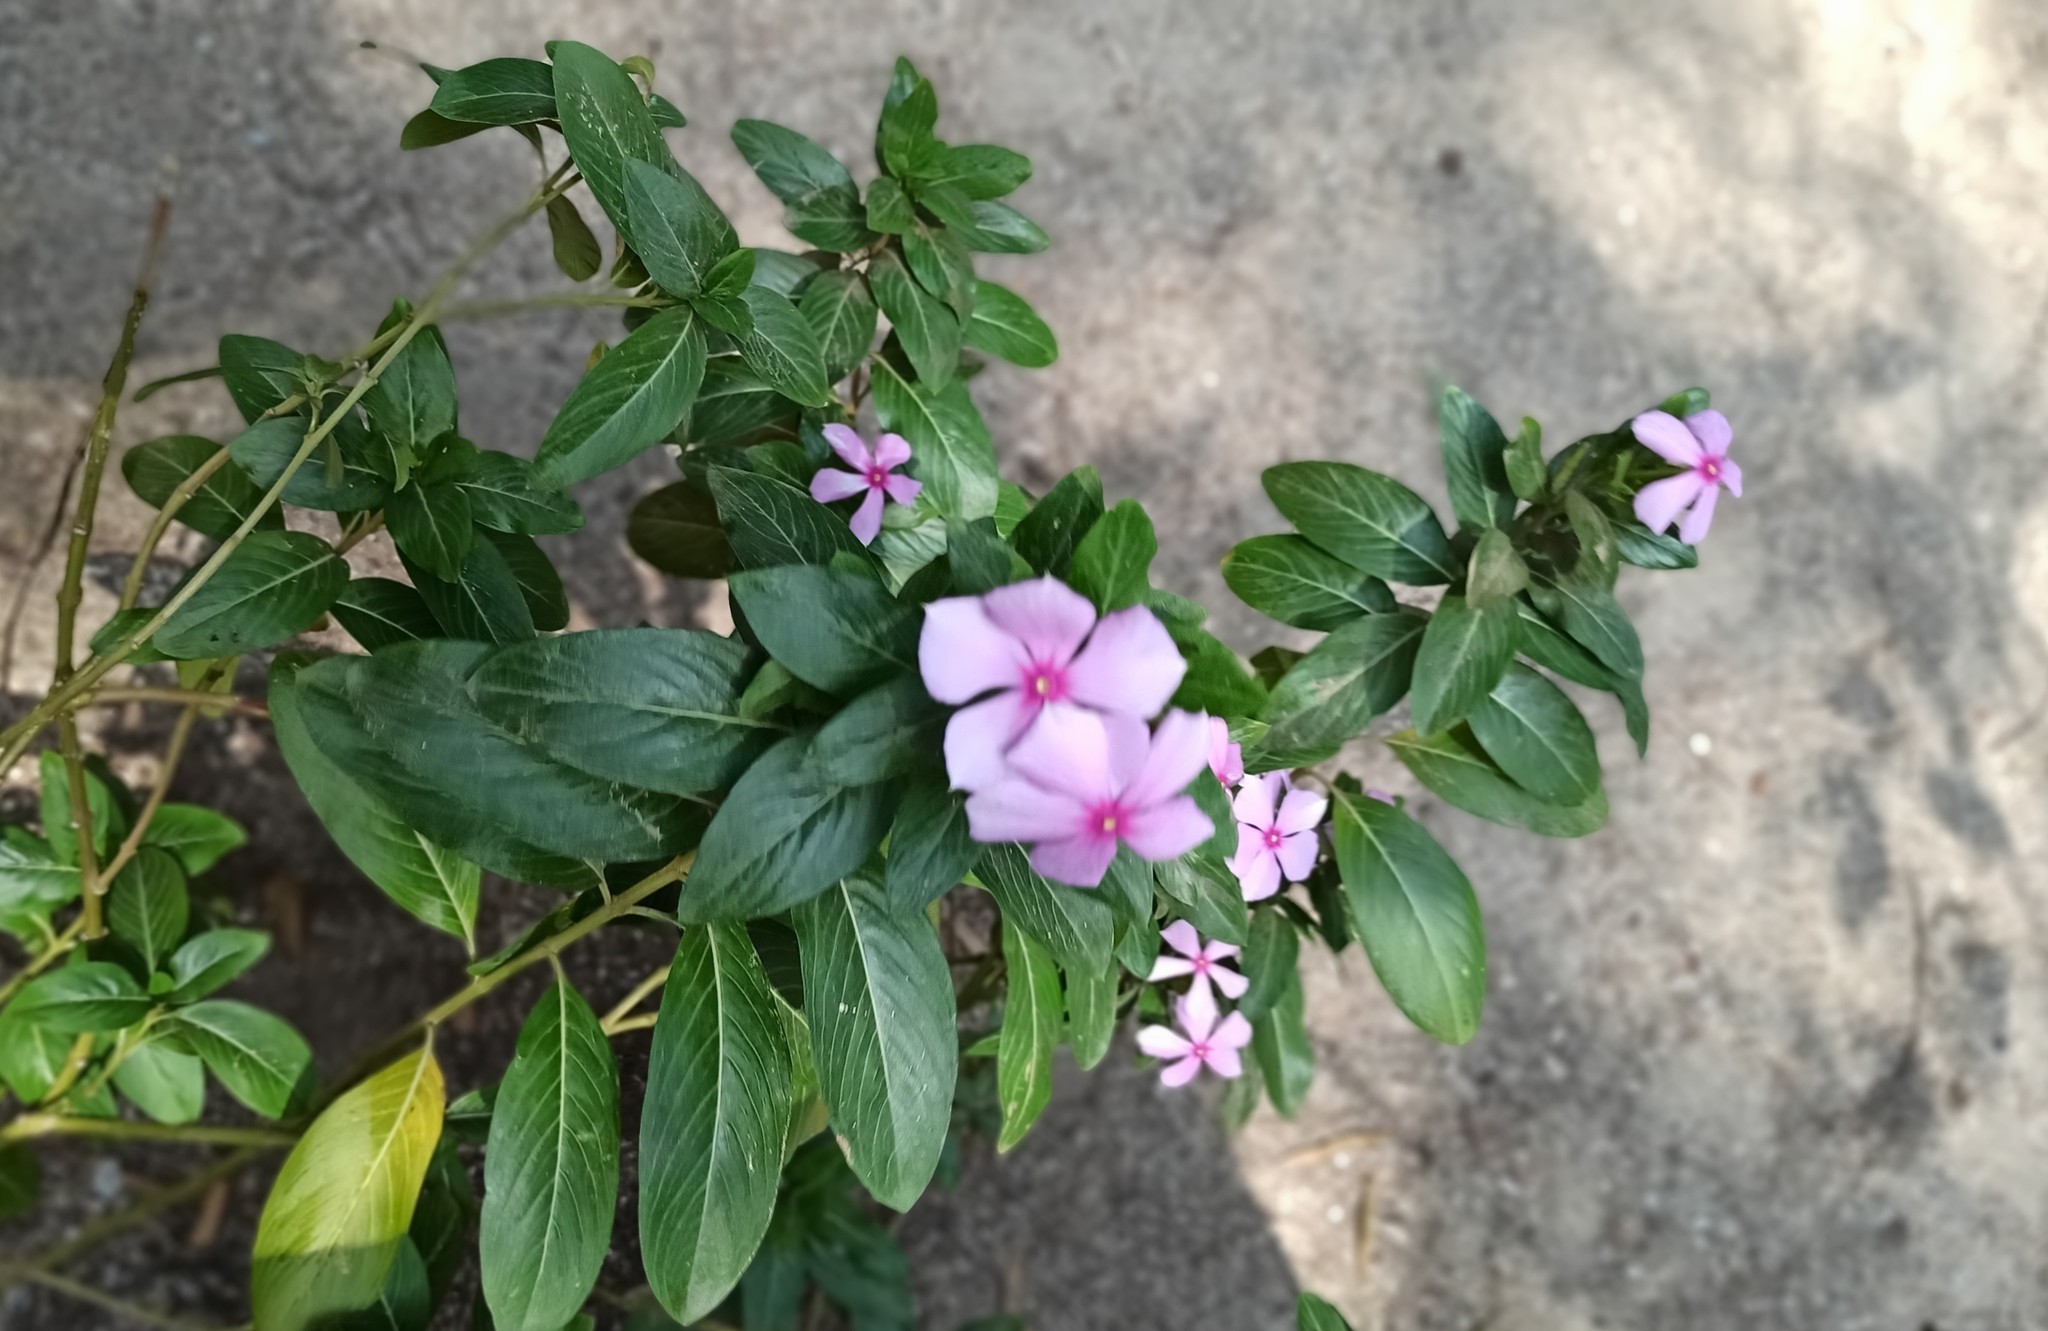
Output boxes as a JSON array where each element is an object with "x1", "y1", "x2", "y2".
[
  {"x1": 1630, "y1": 409, "x2": 1740, "y2": 544},
  {"x1": 1226, "y1": 772, "x2": 1327, "y2": 902},
  {"x1": 918, "y1": 577, "x2": 1186, "y2": 792},
  {"x1": 1147, "y1": 920, "x2": 1249, "y2": 1009},
  {"x1": 964, "y1": 707, "x2": 1215, "y2": 887},
  {"x1": 809, "y1": 423, "x2": 922, "y2": 545},
  {"x1": 1136, "y1": 993, "x2": 1253, "y2": 1087}
]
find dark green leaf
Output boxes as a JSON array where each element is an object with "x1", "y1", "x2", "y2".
[
  {"x1": 39, "y1": 748, "x2": 118, "y2": 866},
  {"x1": 7, "y1": 962, "x2": 147, "y2": 1033},
  {"x1": 784, "y1": 183, "x2": 875, "y2": 252},
  {"x1": 689, "y1": 249, "x2": 757, "y2": 340},
  {"x1": 0, "y1": 1015, "x2": 68, "y2": 1102},
  {"x1": 400, "y1": 108, "x2": 489, "y2": 150},
  {"x1": 903, "y1": 224, "x2": 975, "y2": 319},
  {"x1": 154, "y1": 531, "x2": 345, "y2": 659},
  {"x1": 1504, "y1": 417, "x2": 1546, "y2": 502},
  {"x1": 1467, "y1": 663, "x2": 1600, "y2": 805},
  {"x1": 868, "y1": 361, "x2": 998, "y2": 522},
  {"x1": 681, "y1": 357, "x2": 797, "y2": 446},
  {"x1": 403, "y1": 543, "x2": 534, "y2": 646},
  {"x1": 809, "y1": 676, "x2": 940, "y2": 787},
  {"x1": 628, "y1": 158, "x2": 739, "y2": 299},
  {"x1": 944, "y1": 516, "x2": 1023, "y2": 596},
  {"x1": 1250, "y1": 966, "x2": 1312, "y2": 1115},
  {"x1": 869, "y1": 251, "x2": 959, "y2": 387},
  {"x1": 431, "y1": 57, "x2": 556, "y2": 125},
  {"x1": 332, "y1": 578, "x2": 443, "y2": 653},
  {"x1": 735, "y1": 287, "x2": 834, "y2": 408},
  {"x1": 864, "y1": 176, "x2": 915, "y2": 235},
  {"x1": 1221, "y1": 534, "x2": 1394, "y2": 631},
  {"x1": 1264, "y1": 462, "x2": 1455, "y2": 585},
  {"x1": 1439, "y1": 386, "x2": 1516, "y2": 531},
  {"x1": 978, "y1": 845, "x2": 1113, "y2": 973},
  {"x1": 385, "y1": 481, "x2": 474, "y2": 582},
  {"x1": 914, "y1": 182, "x2": 978, "y2": 229},
  {"x1": 107, "y1": 846, "x2": 188, "y2": 972},
  {"x1": 480, "y1": 980, "x2": 619, "y2": 1331},
  {"x1": 1238, "y1": 907, "x2": 1299, "y2": 1024},
  {"x1": 457, "y1": 451, "x2": 584, "y2": 535},
  {"x1": 884, "y1": 775, "x2": 977, "y2": 913},
  {"x1": 793, "y1": 872, "x2": 956, "y2": 1209},
  {"x1": 86, "y1": 608, "x2": 169, "y2": 667},
  {"x1": 361, "y1": 325, "x2": 457, "y2": 488},
  {"x1": 1165, "y1": 624, "x2": 1268, "y2": 721},
  {"x1": 162, "y1": 999, "x2": 313, "y2": 1116},
  {"x1": 731, "y1": 119, "x2": 856, "y2": 203},
  {"x1": 995, "y1": 920, "x2": 1059, "y2": 1152},
  {"x1": 0, "y1": 829, "x2": 79, "y2": 930},
  {"x1": 1613, "y1": 519, "x2": 1698, "y2": 570},
  {"x1": 533, "y1": 305, "x2": 706, "y2": 488},
  {"x1": 948, "y1": 200, "x2": 1049, "y2": 254},
  {"x1": 1010, "y1": 466, "x2": 1103, "y2": 577},
  {"x1": 800, "y1": 271, "x2": 879, "y2": 381},
  {"x1": 1330, "y1": 789, "x2": 1485, "y2": 1045},
  {"x1": 121, "y1": 435, "x2": 283, "y2": 543},
  {"x1": 648, "y1": 93, "x2": 687, "y2": 129},
  {"x1": 1298, "y1": 1291, "x2": 1355, "y2": 1331},
  {"x1": 641, "y1": 923, "x2": 792, "y2": 1324},
  {"x1": 113, "y1": 1040, "x2": 205, "y2": 1125},
  {"x1": 0, "y1": 1145, "x2": 36, "y2": 1220},
  {"x1": 140, "y1": 803, "x2": 247, "y2": 876},
  {"x1": 1465, "y1": 527, "x2": 1529, "y2": 608},
  {"x1": 551, "y1": 41, "x2": 676, "y2": 243},
  {"x1": 218, "y1": 334, "x2": 302, "y2": 423},
  {"x1": 1067, "y1": 499, "x2": 1154, "y2": 611},
  {"x1": 1064, "y1": 955, "x2": 1119, "y2": 1072},
  {"x1": 919, "y1": 144, "x2": 1031, "y2": 200},
  {"x1": 877, "y1": 71, "x2": 938, "y2": 177},
  {"x1": 230, "y1": 415, "x2": 392, "y2": 513},
  {"x1": 962, "y1": 280, "x2": 1056, "y2": 368},
  {"x1": 1153, "y1": 851, "x2": 1248, "y2": 947},
  {"x1": 165, "y1": 928, "x2": 272, "y2": 1004},
  {"x1": 728, "y1": 564, "x2": 919, "y2": 694},
  {"x1": 627, "y1": 481, "x2": 733, "y2": 579},
  {"x1": 707, "y1": 466, "x2": 867, "y2": 570},
  {"x1": 1386, "y1": 726, "x2": 1607, "y2": 838},
  {"x1": 1545, "y1": 571, "x2": 1644, "y2": 681},
  {"x1": 1407, "y1": 595, "x2": 1519, "y2": 735},
  {"x1": 477, "y1": 530, "x2": 569, "y2": 633},
  {"x1": 546, "y1": 195, "x2": 604, "y2": 282}
]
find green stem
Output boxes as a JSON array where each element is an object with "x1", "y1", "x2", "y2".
[
  {"x1": 438, "y1": 291, "x2": 672, "y2": 322},
  {"x1": 130, "y1": 364, "x2": 225, "y2": 403},
  {"x1": 0, "y1": 917, "x2": 84, "y2": 1008},
  {"x1": 85, "y1": 686, "x2": 266, "y2": 718},
  {"x1": 56, "y1": 717, "x2": 106, "y2": 938},
  {"x1": 120, "y1": 445, "x2": 232, "y2": 610},
  {"x1": 0, "y1": 1113, "x2": 294, "y2": 1148},
  {"x1": 601, "y1": 963, "x2": 671, "y2": 1027}
]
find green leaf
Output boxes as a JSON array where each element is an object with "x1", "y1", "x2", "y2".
[
  {"x1": 708, "y1": 466, "x2": 867, "y2": 570},
  {"x1": 155, "y1": 530, "x2": 346, "y2": 659},
  {"x1": 0, "y1": 831, "x2": 77, "y2": 923},
  {"x1": 1010, "y1": 466, "x2": 1103, "y2": 577},
  {"x1": 165, "y1": 928, "x2": 272, "y2": 1003},
  {"x1": 477, "y1": 530, "x2": 569, "y2": 633},
  {"x1": 1237, "y1": 907, "x2": 1300, "y2": 1024},
  {"x1": 680, "y1": 358, "x2": 798, "y2": 446},
  {"x1": 728, "y1": 564, "x2": 919, "y2": 694},
  {"x1": 107, "y1": 846, "x2": 188, "y2": 972},
  {"x1": 683, "y1": 733, "x2": 896, "y2": 923},
  {"x1": 959, "y1": 280, "x2": 1056, "y2": 369},
  {"x1": 218, "y1": 334, "x2": 303, "y2": 423},
  {"x1": 385, "y1": 481, "x2": 474, "y2": 582},
  {"x1": 1613, "y1": 518, "x2": 1697, "y2": 570},
  {"x1": 920, "y1": 144, "x2": 1031, "y2": 200},
  {"x1": 1250, "y1": 965, "x2": 1312, "y2": 1116},
  {"x1": 944, "y1": 516, "x2": 1025, "y2": 596},
  {"x1": 1222, "y1": 534, "x2": 1394, "y2": 631},
  {"x1": 1153, "y1": 850, "x2": 1248, "y2": 947},
  {"x1": 869, "y1": 250, "x2": 960, "y2": 387},
  {"x1": 361, "y1": 324, "x2": 457, "y2": 488},
  {"x1": 86, "y1": 607, "x2": 170, "y2": 668},
  {"x1": 456, "y1": 451, "x2": 584, "y2": 535},
  {"x1": 884, "y1": 775, "x2": 977, "y2": 913},
  {"x1": 229, "y1": 415, "x2": 392, "y2": 513},
  {"x1": 793, "y1": 872, "x2": 956, "y2": 1210},
  {"x1": 164, "y1": 999, "x2": 313, "y2": 1117},
  {"x1": 731, "y1": 119, "x2": 856, "y2": 205},
  {"x1": 784, "y1": 183, "x2": 876, "y2": 252},
  {"x1": 877, "y1": 68, "x2": 938, "y2": 177},
  {"x1": 1386, "y1": 726, "x2": 1607, "y2": 837},
  {"x1": 627, "y1": 158, "x2": 739, "y2": 298},
  {"x1": 140, "y1": 803, "x2": 248, "y2": 875},
  {"x1": 467, "y1": 627, "x2": 768, "y2": 796},
  {"x1": 39, "y1": 750, "x2": 119, "y2": 866},
  {"x1": 431, "y1": 57, "x2": 556, "y2": 125},
  {"x1": 1545, "y1": 571, "x2": 1644, "y2": 680},
  {"x1": 809, "y1": 676, "x2": 940, "y2": 787},
  {"x1": 1564, "y1": 491, "x2": 1618, "y2": 584},
  {"x1": 0, "y1": 1015, "x2": 68, "y2": 1102},
  {"x1": 1465, "y1": 527, "x2": 1529, "y2": 608},
  {"x1": 1439, "y1": 386, "x2": 1516, "y2": 531},
  {"x1": 1330, "y1": 789, "x2": 1485, "y2": 1045},
  {"x1": 480, "y1": 981, "x2": 619, "y2": 1331},
  {"x1": 948, "y1": 199, "x2": 1049, "y2": 253},
  {"x1": 800, "y1": 271, "x2": 879, "y2": 382},
  {"x1": 868, "y1": 361, "x2": 998, "y2": 522},
  {"x1": 689, "y1": 249, "x2": 757, "y2": 339},
  {"x1": 546, "y1": 195, "x2": 604, "y2": 282},
  {"x1": 649, "y1": 92, "x2": 687, "y2": 129},
  {"x1": 0, "y1": 1144, "x2": 39, "y2": 1220},
  {"x1": 627, "y1": 481, "x2": 733, "y2": 579},
  {"x1": 113, "y1": 1040, "x2": 205, "y2": 1125},
  {"x1": 1298, "y1": 1292, "x2": 1356, "y2": 1331},
  {"x1": 904, "y1": 223, "x2": 976, "y2": 318},
  {"x1": 996, "y1": 921, "x2": 1059, "y2": 1152},
  {"x1": 1514, "y1": 599, "x2": 1649, "y2": 757},
  {"x1": 251, "y1": 1045, "x2": 444, "y2": 1331},
  {"x1": 533, "y1": 305, "x2": 706, "y2": 489},
  {"x1": 864, "y1": 175, "x2": 916, "y2": 235},
  {"x1": 1263, "y1": 462, "x2": 1455, "y2": 585},
  {"x1": 1466, "y1": 662, "x2": 1599, "y2": 805},
  {"x1": 641, "y1": 923, "x2": 792, "y2": 1324},
  {"x1": 331, "y1": 579, "x2": 442, "y2": 653},
  {"x1": 1165, "y1": 624, "x2": 1268, "y2": 720},
  {"x1": 399, "y1": 109, "x2": 489, "y2": 151},
  {"x1": 1407, "y1": 595, "x2": 1519, "y2": 735},
  {"x1": 734, "y1": 287, "x2": 834, "y2": 408},
  {"x1": 1504, "y1": 417, "x2": 1546, "y2": 502},
  {"x1": 409, "y1": 1138, "x2": 473, "y2": 1310},
  {"x1": 404, "y1": 543, "x2": 534, "y2": 646},
  {"x1": 11, "y1": 961, "x2": 148, "y2": 1032},
  {"x1": 1067, "y1": 499, "x2": 1155, "y2": 611},
  {"x1": 1063, "y1": 956, "x2": 1119, "y2": 1072},
  {"x1": 978, "y1": 845, "x2": 1114, "y2": 973},
  {"x1": 551, "y1": 42, "x2": 676, "y2": 243},
  {"x1": 121, "y1": 435, "x2": 283, "y2": 542}
]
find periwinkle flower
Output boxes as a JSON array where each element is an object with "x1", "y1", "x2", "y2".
[
  {"x1": 809, "y1": 423, "x2": 922, "y2": 545},
  {"x1": 1136, "y1": 993, "x2": 1254, "y2": 1087},
  {"x1": 1207, "y1": 716, "x2": 1243, "y2": 788},
  {"x1": 1226, "y1": 772, "x2": 1328, "y2": 902},
  {"x1": 1147, "y1": 920, "x2": 1249, "y2": 1008},
  {"x1": 1630, "y1": 409, "x2": 1740, "y2": 544}
]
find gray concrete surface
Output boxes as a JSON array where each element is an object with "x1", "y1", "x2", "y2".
[{"x1": 6, "y1": 1, "x2": 2048, "y2": 1328}]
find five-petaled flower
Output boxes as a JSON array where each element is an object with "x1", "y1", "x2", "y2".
[
  {"x1": 1147, "y1": 920, "x2": 1249, "y2": 1009},
  {"x1": 1207, "y1": 716, "x2": 1243, "y2": 788},
  {"x1": 809, "y1": 424, "x2": 923, "y2": 545},
  {"x1": 1137, "y1": 993, "x2": 1254, "y2": 1087},
  {"x1": 919, "y1": 577, "x2": 1186, "y2": 792},
  {"x1": 1630, "y1": 409, "x2": 1740, "y2": 545},
  {"x1": 1226, "y1": 772, "x2": 1328, "y2": 902},
  {"x1": 964, "y1": 706, "x2": 1214, "y2": 887}
]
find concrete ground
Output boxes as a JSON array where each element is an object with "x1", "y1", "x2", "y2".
[{"x1": 6, "y1": 1, "x2": 2048, "y2": 1327}]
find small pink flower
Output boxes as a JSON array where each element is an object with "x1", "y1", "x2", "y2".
[
  {"x1": 1207, "y1": 716, "x2": 1243, "y2": 788},
  {"x1": 1227, "y1": 772, "x2": 1327, "y2": 902},
  {"x1": 1630, "y1": 409, "x2": 1740, "y2": 544},
  {"x1": 964, "y1": 707, "x2": 1215, "y2": 887},
  {"x1": 1136, "y1": 993, "x2": 1253, "y2": 1087},
  {"x1": 919, "y1": 577, "x2": 1186, "y2": 792},
  {"x1": 1147, "y1": 920, "x2": 1249, "y2": 1010},
  {"x1": 1365, "y1": 788, "x2": 1394, "y2": 805},
  {"x1": 809, "y1": 424, "x2": 923, "y2": 545}
]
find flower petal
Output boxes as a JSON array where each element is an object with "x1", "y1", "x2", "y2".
[
  {"x1": 981, "y1": 577, "x2": 1097, "y2": 666},
  {"x1": 1159, "y1": 1055, "x2": 1204, "y2": 1087},
  {"x1": 1275, "y1": 789, "x2": 1328, "y2": 836},
  {"x1": 919, "y1": 598, "x2": 1028, "y2": 704},
  {"x1": 1007, "y1": 704, "x2": 1116, "y2": 804},
  {"x1": 1121, "y1": 709, "x2": 1212, "y2": 810},
  {"x1": 1210, "y1": 965, "x2": 1250, "y2": 1000},
  {"x1": 1631, "y1": 410, "x2": 1704, "y2": 466},
  {"x1": 1677, "y1": 481, "x2": 1720, "y2": 544},
  {"x1": 1632, "y1": 471, "x2": 1706, "y2": 535},
  {"x1": 1177, "y1": 984, "x2": 1218, "y2": 1041},
  {"x1": 1232, "y1": 849, "x2": 1282, "y2": 902},
  {"x1": 1202, "y1": 940, "x2": 1241, "y2": 962},
  {"x1": 964, "y1": 775, "x2": 1085, "y2": 844},
  {"x1": 872, "y1": 431, "x2": 913, "y2": 470},
  {"x1": 1718, "y1": 456, "x2": 1743, "y2": 498},
  {"x1": 1685, "y1": 409, "x2": 1732, "y2": 457},
  {"x1": 1208, "y1": 717, "x2": 1244, "y2": 787},
  {"x1": 850, "y1": 488, "x2": 885, "y2": 545},
  {"x1": 1147, "y1": 956, "x2": 1196, "y2": 982},
  {"x1": 1276, "y1": 829, "x2": 1320, "y2": 882},
  {"x1": 1160, "y1": 920, "x2": 1202, "y2": 959},
  {"x1": 883, "y1": 474, "x2": 924, "y2": 506},
  {"x1": 809, "y1": 467, "x2": 869, "y2": 504},
  {"x1": 1065, "y1": 606, "x2": 1187, "y2": 718},
  {"x1": 1204, "y1": 1044, "x2": 1243, "y2": 1079},
  {"x1": 1029, "y1": 833, "x2": 1118, "y2": 887},
  {"x1": 1119, "y1": 795, "x2": 1214, "y2": 863},
  {"x1": 1233, "y1": 823, "x2": 1266, "y2": 865},
  {"x1": 821, "y1": 423, "x2": 872, "y2": 470},
  {"x1": 1231, "y1": 771, "x2": 1280, "y2": 831},
  {"x1": 943, "y1": 694, "x2": 1034, "y2": 792},
  {"x1": 1365, "y1": 788, "x2": 1395, "y2": 805},
  {"x1": 1211, "y1": 1011, "x2": 1255, "y2": 1050},
  {"x1": 1137, "y1": 1025, "x2": 1192, "y2": 1060}
]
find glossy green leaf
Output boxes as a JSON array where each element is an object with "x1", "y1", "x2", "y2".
[
  {"x1": 793, "y1": 872, "x2": 956, "y2": 1210},
  {"x1": 800, "y1": 271, "x2": 880, "y2": 382},
  {"x1": 864, "y1": 175, "x2": 915, "y2": 234},
  {"x1": 113, "y1": 1040, "x2": 205, "y2": 1125},
  {"x1": 1514, "y1": 598, "x2": 1648, "y2": 756},
  {"x1": 1298, "y1": 1291, "x2": 1356, "y2": 1331},
  {"x1": 431, "y1": 57, "x2": 556, "y2": 125},
  {"x1": 869, "y1": 251, "x2": 959, "y2": 387},
  {"x1": 869, "y1": 360, "x2": 998, "y2": 522},
  {"x1": 332, "y1": 578, "x2": 443, "y2": 652},
  {"x1": 785, "y1": 184, "x2": 876, "y2": 252},
  {"x1": 121, "y1": 435, "x2": 282, "y2": 542},
  {"x1": 361, "y1": 325, "x2": 457, "y2": 488},
  {"x1": 0, "y1": 831, "x2": 79, "y2": 921},
  {"x1": 734, "y1": 286, "x2": 834, "y2": 408},
  {"x1": 1250, "y1": 965, "x2": 1312, "y2": 1116},
  {"x1": 477, "y1": 530, "x2": 568, "y2": 633},
  {"x1": 978, "y1": 844, "x2": 1114, "y2": 973},
  {"x1": 1545, "y1": 571, "x2": 1646, "y2": 681},
  {"x1": 1330, "y1": 788, "x2": 1485, "y2": 1045},
  {"x1": 455, "y1": 451, "x2": 583, "y2": 536},
  {"x1": 1467, "y1": 663, "x2": 1599, "y2": 805},
  {"x1": 1153, "y1": 850, "x2": 1248, "y2": 947},
  {"x1": 1063, "y1": 956, "x2": 1119, "y2": 1072},
  {"x1": 884, "y1": 775, "x2": 977, "y2": 913},
  {"x1": 904, "y1": 223, "x2": 975, "y2": 318},
  {"x1": 1164, "y1": 623, "x2": 1268, "y2": 721},
  {"x1": 409, "y1": 1138, "x2": 473, "y2": 1312},
  {"x1": 1504, "y1": 417, "x2": 1546, "y2": 502},
  {"x1": 680, "y1": 357, "x2": 796, "y2": 446},
  {"x1": 1010, "y1": 466, "x2": 1103, "y2": 578},
  {"x1": 39, "y1": 748, "x2": 119, "y2": 865},
  {"x1": 230, "y1": 415, "x2": 392, "y2": 513},
  {"x1": 962, "y1": 280, "x2": 1056, "y2": 368},
  {"x1": 385, "y1": 481, "x2": 473, "y2": 582},
  {"x1": 546, "y1": 195, "x2": 604, "y2": 282},
  {"x1": 164, "y1": 999, "x2": 313, "y2": 1117},
  {"x1": 1221, "y1": 534, "x2": 1395, "y2": 631},
  {"x1": 627, "y1": 481, "x2": 732, "y2": 579},
  {"x1": 165, "y1": 928, "x2": 272, "y2": 1003},
  {"x1": 996, "y1": 921, "x2": 1059, "y2": 1152},
  {"x1": 1263, "y1": 462, "x2": 1455, "y2": 585},
  {"x1": 480, "y1": 980, "x2": 619, "y2": 1331},
  {"x1": 1613, "y1": 519, "x2": 1698, "y2": 570},
  {"x1": 140, "y1": 803, "x2": 247, "y2": 875},
  {"x1": 728, "y1": 564, "x2": 920, "y2": 694},
  {"x1": 627, "y1": 158, "x2": 739, "y2": 298},
  {"x1": 1465, "y1": 527, "x2": 1529, "y2": 609},
  {"x1": 920, "y1": 144, "x2": 1031, "y2": 200},
  {"x1": 877, "y1": 67, "x2": 937, "y2": 177},
  {"x1": 731, "y1": 119, "x2": 855, "y2": 205},
  {"x1": 689, "y1": 248, "x2": 757, "y2": 339},
  {"x1": 155, "y1": 530, "x2": 346, "y2": 659},
  {"x1": 399, "y1": 109, "x2": 488, "y2": 151},
  {"x1": 1237, "y1": 907, "x2": 1300, "y2": 1025},
  {"x1": 0, "y1": 1014, "x2": 68, "y2": 1102},
  {"x1": 404, "y1": 542, "x2": 534, "y2": 646},
  {"x1": 107, "y1": 846, "x2": 188, "y2": 972},
  {"x1": 1385, "y1": 726, "x2": 1607, "y2": 838},
  {"x1": 533, "y1": 305, "x2": 706, "y2": 488},
  {"x1": 641, "y1": 923, "x2": 792, "y2": 1325},
  {"x1": 1564, "y1": 490, "x2": 1618, "y2": 583},
  {"x1": 251, "y1": 1045, "x2": 444, "y2": 1331},
  {"x1": 7, "y1": 962, "x2": 147, "y2": 1033},
  {"x1": 949, "y1": 200, "x2": 1049, "y2": 254},
  {"x1": 218, "y1": 334, "x2": 302, "y2": 423},
  {"x1": 808, "y1": 675, "x2": 940, "y2": 787},
  {"x1": 1068, "y1": 499, "x2": 1154, "y2": 611},
  {"x1": 1439, "y1": 386, "x2": 1516, "y2": 531},
  {"x1": 1407, "y1": 595, "x2": 1519, "y2": 735},
  {"x1": 707, "y1": 465, "x2": 867, "y2": 570},
  {"x1": 86, "y1": 607, "x2": 170, "y2": 667},
  {"x1": 551, "y1": 42, "x2": 675, "y2": 243}
]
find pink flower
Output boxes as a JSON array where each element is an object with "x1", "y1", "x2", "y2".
[
  {"x1": 1147, "y1": 920, "x2": 1249, "y2": 1011},
  {"x1": 1207, "y1": 716, "x2": 1243, "y2": 788},
  {"x1": 1136, "y1": 993, "x2": 1253, "y2": 1087},
  {"x1": 964, "y1": 707, "x2": 1215, "y2": 887},
  {"x1": 919, "y1": 577, "x2": 1186, "y2": 792},
  {"x1": 1227, "y1": 772, "x2": 1327, "y2": 902},
  {"x1": 1365, "y1": 788, "x2": 1394, "y2": 805},
  {"x1": 809, "y1": 424, "x2": 923, "y2": 545},
  {"x1": 1630, "y1": 409, "x2": 1741, "y2": 544}
]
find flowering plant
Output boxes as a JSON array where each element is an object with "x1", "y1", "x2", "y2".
[{"x1": 0, "y1": 39, "x2": 1736, "y2": 1331}]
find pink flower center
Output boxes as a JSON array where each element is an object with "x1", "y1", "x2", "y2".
[
  {"x1": 1021, "y1": 661, "x2": 1071, "y2": 704},
  {"x1": 1697, "y1": 456, "x2": 1723, "y2": 484},
  {"x1": 1190, "y1": 1041, "x2": 1212, "y2": 1061},
  {"x1": 1088, "y1": 799, "x2": 1125, "y2": 840},
  {"x1": 1192, "y1": 955, "x2": 1211, "y2": 975},
  {"x1": 865, "y1": 465, "x2": 891, "y2": 490},
  {"x1": 1262, "y1": 826, "x2": 1284, "y2": 850}
]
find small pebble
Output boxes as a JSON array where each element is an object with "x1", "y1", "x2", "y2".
[
  {"x1": 1325, "y1": 1204, "x2": 1346, "y2": 1224},
  {"x1": 1688, "y1": 732, "x2": 1713, "y2": 757}
]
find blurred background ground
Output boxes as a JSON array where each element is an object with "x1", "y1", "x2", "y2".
[{"x1": 6, "y1": 1, "x2": 2048, "y2": 1328}]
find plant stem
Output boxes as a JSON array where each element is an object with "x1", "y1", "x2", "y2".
[
  {"x1": 0, "y1": 917, "x2": 84, "y2": 1008},
  {"x1": 601, "y1": 964, "x2": 671, "y2": 1027},
  {"x1": 438, "y1": 291, "x2": 672, "y2": 322},
  {"x1": 0, "y1": 1113, "x2": 294, "y2": 1148},
  {"x1": 120, "y1": 446, "x2": 232, "y2": 610},
  {"x1": 95, "y1": 704, "x2": 202, "y2": 888},
  {"x1": 38, "y1": 1032, "x2": 97, "y2": 1105},
  {"x1": 603, "y1": 1013, "x2": 659, "y2": 1036},
  {"x1": 332, "y1": 510, "x2": 384, "y2": 555},
  {"x1": 15, "y1": 1268, "x2": 236, "y2": 1331},
  {"x1": 83, "y1": 687, "x2": 266, "y2": 719},
  {"x1": 57, "y1": 716, "x2": 107, "y2": 938}
]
